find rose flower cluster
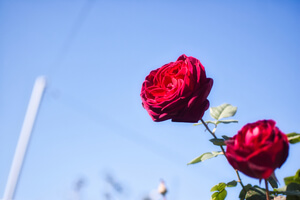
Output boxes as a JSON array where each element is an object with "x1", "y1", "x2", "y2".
[{"x1": 141, "y1": 54, "x2": 289, "y2": 180}]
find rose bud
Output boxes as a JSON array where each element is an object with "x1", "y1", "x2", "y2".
[
  {"x1": 140, "y1": 54, "x2": 213, "y2": 123},
  {"x1": 226, "y1": 119, "x2": 289, "y2": 179}
]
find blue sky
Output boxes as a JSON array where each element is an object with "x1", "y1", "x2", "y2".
[{"x1": 0, "y1": 0, "x2": 300, "y2": 200}]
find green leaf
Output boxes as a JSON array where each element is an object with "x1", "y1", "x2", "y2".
[
  {"x1": 211, "y1": 182, "x2": 227, "y2": 192},
  {"x1": 216, "y1": 119, "x2": 239, "y2": 125},
  {"x1": 193, "y1": 120, "x2": 217, "y2": 126},
  {"x1": 273, "y1": 186, "x2": 287, "y2": 193},
  {"x1": 286, "y1": 132, "x2": 300, "y2": 144},
  {"x1": 211, "y1": 183, "x2": 228, "y2": 200},
  {"x1": 222, "y1": 135, "x2": 232, "y2": 140},
  {"x1": 268, "y1": 175, "x2": 279, "y2": 189},
  {"x1": 210, "y1": 104, "x2": 237, "y2": 120},
  {"x1": 187, "y1": 151, "x2": 223, "y2": 165},
  {"x1": 211, "y1": 189, "x2": 227, "y2": 200},
  {"x1": 226, "y1": 180, "x2": 238, "y2": 187},
  {"x1": 194, "y1": 119, "x2": 238, "y2": 126},
  {"x1": 296, "y1": 170, "x2": 300, "y2": 179},
  {"x1": 210, "y1": 138, "x2": 226, "y2": 146},
  {"x1": 272, "y1": 184, "x2": 300, "y2": 197},
  {"x1": 286, "y1": 191, "x2": 300, "y2": 196},
  {"x1": 285, "y1": 176, "x2": 298, "y2": 185},
  {"x1": 239, "y1": 184, "x2": 252, "y2": 200},
  {"x1": 286, "y1": 183, "x2": 300, "y2": 200},
  {"x1": 245, "y1": 186, "x2": 267, "y2": 200},
  {"x1": 285, "y1": 169, "x2": 300, "y2": 185},
  {"x1": 285, "y1": 176, "x2": 293, "y2": 184},
  {"x1": 210, "y1": 181, "x2": 236, "y2": 200}
]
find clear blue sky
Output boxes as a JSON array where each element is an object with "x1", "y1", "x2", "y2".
[{"x1": 0, "y1": 0, "x2": 299, "y2": 200}]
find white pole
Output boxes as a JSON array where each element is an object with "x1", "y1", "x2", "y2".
[{"x1": 3, "y1": 76, "x2": 47, "y2": 200}]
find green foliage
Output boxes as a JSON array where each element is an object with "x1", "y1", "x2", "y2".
[
  {"x1": 273, "y1": 185, "x2": 300, "y2": 197},
  {"x1": 211, "y1": 182, "x2": 227, "y2": 192},
  {"x1": 268, "y1": 175, "x2": 279, "y2": 188},
  {"x1": 238, "y1": 185, "x2": 279, "y2": 200},
  {"x1": 241, "y1": 181, "x2": 300, "y2": 200},
  {"x1": 194, "y1": 119, "x2": 238, "y2": 126},
  {"x1": 273, "y1": 186, "x2": 287, "y2": 193},
  {"x1": 210, "y1": 181, "x2": 237, "y2": 200},
  {"x1": 270, "y1": 171, "x2": 300, "y2": 199},
  {"x1": 239, "y1": 184, "x2": 252, "y2": 200},
  {"x1": 222, "y1": 135, "x2": 231, "y2": 140},
  {"x1": 194, "y1": 104, "x2": 238, "y2": 127},
  {"x1": 209, "y1": 136, "x2": 232, "y2": 146},
  {"x1": 226, "y1": 180, "x2": 238, "y2": 187},
  {"x1": 187, "y1": 151, "x2": 223, "y2": 165},
  {"x1": 210, "y1": 183, "x2": 227, "y2": 200},
  {"x1": 286, "y1": 133, "x2": 300, "y2": 144},
  {"x1": 272, "y1": 175, "x2": 300, "y2": 198},
  {"x1": 211, "y1": 189, "x2": 227, "y2": 200},
  {"x1": 245, "y1": 186, "x2": 268, "y2": 200},
  {"x1": 209, "y1": 138, "x2": 226, "y2": 146},
  {"x1": 285, "y1": 169, "x2": 300, "y2": 185},
  {"x1": 217, "y1": 119, "x2": 239, "y2": 124},
  {"x1": 210, "y1": 104, "x2": 237, "y2": 120},
  {"x1": 192, "y1": 103, "x2": 300, "y2": 199},
  {"x1": 287, "y1": 183, "x2": 300, "y2": 200},
  {"x1": 193, "y1": 120, "x2": 216, "y2": 126}
]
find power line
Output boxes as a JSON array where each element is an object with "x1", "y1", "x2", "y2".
[{"x1": 47, "y1": 0, "x2": 96, "y2": 78}]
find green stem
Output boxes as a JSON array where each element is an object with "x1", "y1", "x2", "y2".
[
  {"x1": 265, "y1": 179, "x2": 270, "y2": 200},
  {"x1": 235, "y1": 169, "x2": 245, "y2": 190},
  {"x1": 200, "y1": 119, "x2": 246, "y2": 192},
  {"x1": 200, "y1": 119, "x2": 216, "y2": 138}
]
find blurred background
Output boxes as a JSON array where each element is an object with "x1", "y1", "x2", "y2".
[{"x1": 0, "y1": 0, "x2": 299, "y2": 199}]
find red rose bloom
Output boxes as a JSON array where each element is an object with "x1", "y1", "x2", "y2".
[
  {"x1": 226, "y1": 120, "x2": 289, "y2": 179},
  {"x1": 140, "y1": 54, "x2": 213, "y2": 122}
]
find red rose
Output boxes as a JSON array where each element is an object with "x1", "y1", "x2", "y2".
[
  {"x1": 140, "y1": 54, "x2": 213, "y2": 122},
  {"x1": 226, "y1": 120, "x2": 289, "y2": 179}
]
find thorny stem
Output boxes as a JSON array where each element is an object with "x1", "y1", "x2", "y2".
[
  {"x1": 235, "y1": 169, "x2": 245, "y2": 190},
  {"x1": 200, "y1": 119, "x2": 216, "y2": 138},
  {"x1": 200, "y1": 119, "x2": 246, "y2": 192},
  {"x1": 265, "y1": 179, "x2": 270, "y2": 200}
]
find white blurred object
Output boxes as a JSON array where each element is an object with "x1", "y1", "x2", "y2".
[
  {"x1": 3, "y1": 76, "x2": 46, "y2": 200},
  {"x1": 158, "y1": 180, "x2": 167, "y2": 198},
  {"x1": 274, "y1": 196, "x2": 286, "y2": 200}
]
